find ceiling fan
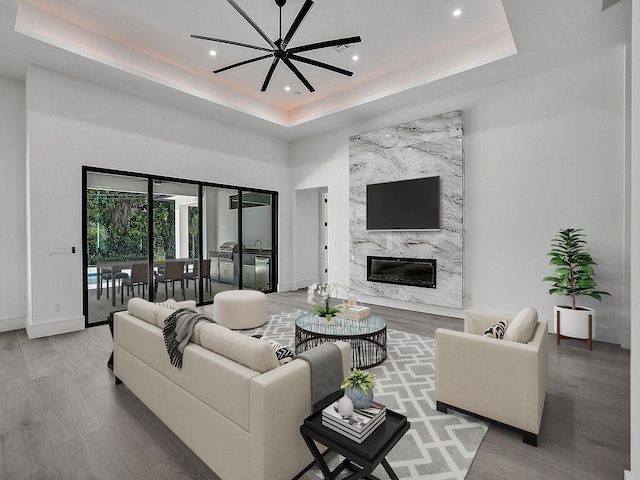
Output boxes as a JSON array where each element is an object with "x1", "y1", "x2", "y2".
[{"x1": 191, "y1": 0, "x2": 361, "y2": 93}]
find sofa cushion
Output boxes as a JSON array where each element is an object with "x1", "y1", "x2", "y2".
[
  {"x1": 199, "y1": 323, "x2": 279, "y2": 373},
  {"x1": 156, "y1": 300, "x2": 198, "y2": 329},
  {"x1": 483, "y1": 321, "x2": 507, "y2": 339},
  {"x1": 128, "y1": 297, "x2": 160, "y2": 326},
  {"x1": 503, "y1": 307, "x2": 538, "y2": 343},
  {"x1": 156, "y1": 298, "x2": 179, "y2": 310}
]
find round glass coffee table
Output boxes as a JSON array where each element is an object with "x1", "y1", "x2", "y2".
[{"x1": 295, "y1": 312, "x2": 387, "y2": 369}]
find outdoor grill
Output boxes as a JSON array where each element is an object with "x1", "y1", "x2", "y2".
[{"x1": 218, "y1": 242, "x2": 242, "y2": 260}]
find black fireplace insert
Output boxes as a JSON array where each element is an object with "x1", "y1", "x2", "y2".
[{"x1": 367, "y1": 256, "x2": 436, "y2": 288}]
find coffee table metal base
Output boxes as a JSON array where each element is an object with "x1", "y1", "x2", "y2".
[{"x1": 294, "y1": 313, "x2": 387, "y2": 369}]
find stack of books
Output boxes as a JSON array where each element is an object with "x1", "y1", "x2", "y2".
[
  {"x1": 321, "y1": 401, "x2": 386, "y2": 443},
  {"x1": 336, "y1": 304, "x2": 371, "y2": 321}
]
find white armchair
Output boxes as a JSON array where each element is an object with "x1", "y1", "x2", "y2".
[{"x1": 435, "y1": 309, "x2": 548, "y2": 446}]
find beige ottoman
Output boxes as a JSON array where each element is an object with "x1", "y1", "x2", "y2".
[{"x1": 213, "y1": 290, "x2": 267, "y2": 329}]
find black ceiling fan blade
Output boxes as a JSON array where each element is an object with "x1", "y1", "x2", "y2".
[
  {"x1": 289, "y1": 55, "x2": 353, "y2": 76},
  {"x1": 283, "y1": 58, "x2": 315, "y2": 92},
  {"x1": 281, "y1": 0, "x2": 314, "y2": 50},
  {"x1": 261, "y1": 58, "x2": 280, "y2": 92},
  {"x1": 214, "y1": 54, "x2": 273, "y2": 74},
  {"x1": 191, "y1": 34, "x2": 273, "y2": 53},
  {"x1": 288, "y1": 36, "x2": 362, "y2": 54},
  {"x1": 227, "y1": 0, "x2": 278, "y2": 50}
]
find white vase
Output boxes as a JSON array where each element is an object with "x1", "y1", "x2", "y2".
[
  {"x1": 337, "y1": 395, "x2": 354, "y2": 417},
  {"x1": 554, "y1": 305, "x2": 595, "y2": 340}
]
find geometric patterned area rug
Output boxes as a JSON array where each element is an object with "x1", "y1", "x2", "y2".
[{"x1": 246, "y1": 310, "x2": 489, "y2": 480}]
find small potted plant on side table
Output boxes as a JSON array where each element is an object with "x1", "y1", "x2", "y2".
[
  {"x1": 543, "y1": 228, "x2": 610, "y2": 350},
  {"x1": 340, "y1": 369, "x2": 376, "y2": 409}
]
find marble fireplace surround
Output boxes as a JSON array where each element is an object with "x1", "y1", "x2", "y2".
[{"x1": 349, "y1": 110, "x2": 464, "y2": 309}]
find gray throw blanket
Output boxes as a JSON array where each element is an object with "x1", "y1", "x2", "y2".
[
  {"x1": 297, "y1": 342, "x2": 344, "y2": 412},
  {"x1": 163, "y1": 308, "x2": 215, "y2": 368}
]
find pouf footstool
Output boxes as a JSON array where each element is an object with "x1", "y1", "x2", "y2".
[{"x1": 213, "y1": 290, "x2": 267, "y2": 329}]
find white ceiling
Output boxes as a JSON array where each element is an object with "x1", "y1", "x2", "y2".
[{"x1": 0, "y1": 0, "x2": 632, "y2": 140}]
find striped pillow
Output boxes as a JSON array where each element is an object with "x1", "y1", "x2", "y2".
[{"x1": 483, "y1": 321, "x2": 507, "y2": 339}]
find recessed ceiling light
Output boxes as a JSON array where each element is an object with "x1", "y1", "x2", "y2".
[
  {"x1": 453, "y1": 8, "x2": 462, "y2": 17},
  {"x1": 284, "y1": 86, "x2": 291, "y2": 91},
  {"x1": 209, "y1": 50, "x2": 217, "y2": 56},
  {"x1": 352, "y1": 55, "x2": 359, "y2": 61}
]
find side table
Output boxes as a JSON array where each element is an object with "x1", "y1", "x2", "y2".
[{"x1": 295, "y1": 408, "x2": 410, "y2": 480}]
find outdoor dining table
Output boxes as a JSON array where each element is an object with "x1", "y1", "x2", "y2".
[{"x1": 96, "y1": 258, "x2": 198, "y2": 306}]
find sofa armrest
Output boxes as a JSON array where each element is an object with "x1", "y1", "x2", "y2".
[
  {"x1": 248, "y1": 341, "x2": 350, "y2": 480},
  {"x1": 435, "y1": 327, "x2": 546, "y2": 434},
  {"x1": 464, "y1": 309, "x2": 514, "y2": 335}
]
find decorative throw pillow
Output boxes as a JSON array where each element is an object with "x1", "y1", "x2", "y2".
[
  {"x1": 503, "y1": 307, "x2": 538, "y2": 343},
  {"x1": 483, "y1": 321, "x2": 507, "y2": 339},
  {"x1": 252, "y1": 335, "x2": 295, "y2": 365},
  {"x1": 156, "y1": 299, "x2": 179, "y2": 310}
]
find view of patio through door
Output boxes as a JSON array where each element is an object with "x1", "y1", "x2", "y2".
[{"x1": 83, "y1": 168, "x2": 278, "y2": 326}]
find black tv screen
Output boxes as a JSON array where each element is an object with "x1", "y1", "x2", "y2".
[{"x1": 366, "y1": 176, "x2": 440, "y2": 230}]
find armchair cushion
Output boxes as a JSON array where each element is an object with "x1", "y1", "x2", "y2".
[{"x1": 504, "y1": 307, "x2": 538, "y2": 343}]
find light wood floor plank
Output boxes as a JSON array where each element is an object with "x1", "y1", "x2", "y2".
[
  {"x1": 53, "y1": 429, "x2": 133, "y2": 480},
  {"x1": 0, "y1": 376, "x2": 42, "y2": 437},
  {"x1": 84, "y1": 385, "x2": 179, "y2": 476},
  {"x1": 0, "y1": 422, "x2": 62, "y2": 480},
  {"x1": 34, "y1": 372, "x2": 103, "y2": 448}
]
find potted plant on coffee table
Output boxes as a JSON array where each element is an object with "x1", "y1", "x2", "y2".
[{"x1": 543, "y1": 228, "x2": 610, "y2": 350}]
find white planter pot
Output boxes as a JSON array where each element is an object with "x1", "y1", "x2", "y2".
[{"x1": 554, "y1": 305, "x2": 595, "y2": 340}]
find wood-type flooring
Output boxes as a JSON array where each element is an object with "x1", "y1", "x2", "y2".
[{"x1": 0, "y1": 290, "x2": 630, "y2": 479}]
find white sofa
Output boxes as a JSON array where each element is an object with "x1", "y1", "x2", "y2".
[
  {"x1": 113, "y1": 298, "x2": 351, "y2": 480},
  {"x1": 435, "y1": 309, "x2": 548, "y2": 446}
]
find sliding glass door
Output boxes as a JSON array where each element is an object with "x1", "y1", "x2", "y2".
[
  {"x1": 240, "y1": 189, "x2": 275, "y2": 292},
  {"x1": 83, "y1": 168, "x2": 278, "y2": 327},
  {"x1": 152, "y1": 180, "x2": 199, "y2": 302},
  {"x1": 85, "y1": 171, "x2": 149, "y2": 325}
]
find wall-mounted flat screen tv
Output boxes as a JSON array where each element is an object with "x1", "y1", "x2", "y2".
[{"x1": 366, "y1": 176, "x2": 440, "y2": 231}]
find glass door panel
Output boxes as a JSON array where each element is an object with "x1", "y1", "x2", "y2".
[
  {"x1": 152, "y1": 180, "x2": 199, "y2": 302},
  {"x1": 85, "y1": 172, "x2": 149, "y2": 325},
  {"x1": 203, "y1": 186, "x2": 239, "y2": 301},
  {"x1": 240, "y1": 190, "x2": 274, "y2": 292}
]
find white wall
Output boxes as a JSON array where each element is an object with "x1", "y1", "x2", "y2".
[
  {"x1": 293, "y1": 187, "x2": 323, "y2": 289},
  {"x1": 291, "y1": 47, "x2": 628, "y2": 345},
  {"x1": 24, "y1": 65, "x2": 291, "y2": 337},
  {"x1": 0, "y1": 76, "x2": 26, "y2": 332},
  {"x1": 628, "y1": 0, "x2": 639, "y2": 477}
]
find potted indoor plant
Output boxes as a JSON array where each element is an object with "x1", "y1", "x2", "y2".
[
  {"x1": 306, "y1": 281, "x2": 346, "y2": 322},
  {"x1": 543, "y1": 228, "x2": 610, "y2": 344},
  {"x1": 340, "y1": 369, "x2": 376, "y2": 409}
]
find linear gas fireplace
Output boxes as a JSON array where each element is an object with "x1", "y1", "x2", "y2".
[{"x1": 367, "y1": 256, "x2": 436, "y2": 289}]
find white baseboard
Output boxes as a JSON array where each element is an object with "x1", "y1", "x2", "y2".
[
  {"x1": 26, "y1": 316, "x2": 85, "y2": 338},
  {"x1": 294, "y1": 277, "x2": 321, "y2": 291},
  {"x1": 0, "y1": 315, "x2": 26, "y2": 332},
  {"x1": 625, "y1": 470, "x2": 632, "y2": 480}
]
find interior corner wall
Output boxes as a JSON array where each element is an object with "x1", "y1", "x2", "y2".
[
  {"x1": 290, "y1": 46, "x2": 627, "y2": 344},
  {"x1": 628, "y1": 0, "x2": 639, "y2": 476},
  {"x1": 293, "y1": 187, "x2": 323, "y2": 289},
  {"x1": 0, "y1": 75, "x2": 26, "y2": 332},
  {"x1": 24, "y1": 65, "x2": 291, "y2": 337}
]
